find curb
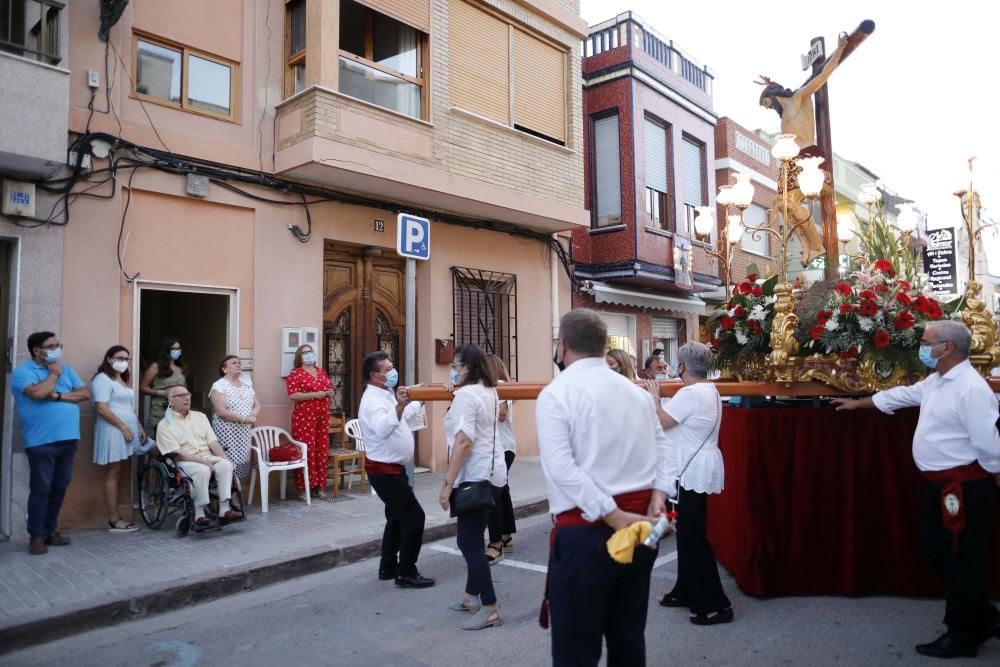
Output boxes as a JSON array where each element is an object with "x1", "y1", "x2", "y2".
[{"x1": 0, "y1": 497, "x2": 549, "y2": 655}]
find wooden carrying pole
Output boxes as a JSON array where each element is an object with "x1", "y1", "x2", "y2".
[{"x1": 408, "y1": 378, "x2": 1000, "y2": 401}]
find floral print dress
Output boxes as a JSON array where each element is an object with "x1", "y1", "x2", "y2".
[{"x1": 286, "y1": 367, "x2": 332, "y2": 491}]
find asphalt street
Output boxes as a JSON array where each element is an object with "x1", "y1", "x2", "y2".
[{"x1": 3, "y1": 513, "x2": 996, "y2": 666}]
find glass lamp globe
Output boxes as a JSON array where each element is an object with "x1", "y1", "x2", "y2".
[
  {"x1": 716, "y1": 185, "x2": 734, "y2": 206},
  {"x1": 895, "y1": 202, "x2": 919, "y2": 232},
  {"x1": 726, "y1": 214, "x2": 744, "y2": 244},
  {"x1": 771, "y1": 134, "x2": 800, "y2": 161},
  {"x1": 859, "y1": 183, "x2": 881, "y2": 206},
  {"x1": 836, "y1": 212, "x2": 855, "y2": 243},
  {"x1": 694, "y1": 206, "x2": 716, "y2": 236},
  {"x1": 796, "y1": 157, "x2": 825, "y2": 197},
  {"x1": 730, "y1": 172, "x2": 755, "y2": 208}
]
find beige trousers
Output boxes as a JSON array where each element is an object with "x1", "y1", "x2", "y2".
[{"x1": 177, "y1": 456, "x2": 233, "y2": 507}]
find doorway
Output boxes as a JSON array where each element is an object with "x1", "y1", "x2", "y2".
[
  {"x1": 323, "y1": 244, "x2": 406, "y2": 419},
  {"x1": 0, "y1": 241, "x2": 12, "y2": 538},
  {"x1": 136, "y1": 286, "x2": 237, "y2": 421}
]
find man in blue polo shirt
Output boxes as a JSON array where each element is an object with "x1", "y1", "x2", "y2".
[{"x1": 12, "y1": 331, "x2": 90, "y2": 555}]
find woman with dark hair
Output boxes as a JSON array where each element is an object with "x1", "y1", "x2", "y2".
[
  {"x1": 92, "y1": 345, "x2": 146, "y2": 532},
  {"x1": 438, "y1": 345, "x2": 506, "y2": 630},
  {"x1": 210, "y1": 355, "x2": 260, "y2": 480},
  {"x1": 286, "y1": 343, "x2": 335, "y2": 499},
  {"x1": 139, "y1": 336, "x2": 188, "y2": 433},
  {"x1": 484, "y1": 354, "x2": 517, "y2": 565}
]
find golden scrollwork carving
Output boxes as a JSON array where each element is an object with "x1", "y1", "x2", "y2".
[
  {"x1": 959, "y1": 280, "x2": 1000, "y2": 375},
  {"x1": 797, "y1": 354, "x2": 920, "y2": 393},
  {"x1": 767, "y1": 282, "x2": 800, "y2": 383},
  {"x1": 732, "y1": 354, "x2": 773, "y2": 383}
]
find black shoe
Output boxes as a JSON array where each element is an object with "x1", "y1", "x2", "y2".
[
  {"x1": 378, "y1": 570, "x2": 397, "y2": 581},
  {"x1": 395, "y1": 574, "x2": 435, "y2": 588},
  {"x1": 690, "y1": 607, "x2": 734, "y2": 626},
  {"x1": 915, "y1": 632, "x2": 978, "y2": 659}
]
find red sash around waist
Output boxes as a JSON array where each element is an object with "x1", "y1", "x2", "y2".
[
  {"x1": 921, "y1": 461, "x2": 990, "y2": 484},
  {"x1": 554, "y1": 489, "x2": 653, "y2": 528},
  {"x1": 364, "y1": 460, "x2": 405, "y2": 476}
]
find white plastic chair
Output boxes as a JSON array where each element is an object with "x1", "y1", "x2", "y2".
[
  {"x1": 344, "y1": 418, "x2": 374, "y2": 494},
  {"x1": 248, "y1": 426, "x2": 310, "y2": 512}
]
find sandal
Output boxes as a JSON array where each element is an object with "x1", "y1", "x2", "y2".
[
  {"x1": 461, "y1": 606, "x2": 503, "y2": 630},
  {"x1": 689, "y1": 607, "x2": 734, "y2": 626},
  {"x1": 107, "y1": 519, "x2": 139, "y2": 533},
  {"x1": 485, "y1": 543, "x2": 504, "y2": 566},
  {"x1": 314, "y1": 489, "x2": 329, "y2": 500},
  {"x1": 501, "y1": 536, "x2": 515, "y2": 552},
  {"x1": 657, "y1": 592, "x2": 688, "y2": 608}
]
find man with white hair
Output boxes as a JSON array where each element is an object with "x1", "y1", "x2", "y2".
[
  {"x1": 156, "y1": 386, "x2": 239, "y2": 526},
  {"x1": 834, "y1": 320, "x2": 1000, "y2": 658}
]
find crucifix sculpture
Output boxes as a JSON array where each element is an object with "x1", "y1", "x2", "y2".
[{"x1": 757, "y1": 20, "x2": 875, "y2": 279}]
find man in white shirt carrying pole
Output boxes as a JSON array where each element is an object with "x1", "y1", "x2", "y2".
[
  {"x1": 833, "y1": 320, "x2": 1000, "y2": 659},
  {"x1": 537, "y1": 309, "x2": 676, "y2": 667},
  {"x1": 358, "y1": 351, "x2": 434, "y2": 589}
]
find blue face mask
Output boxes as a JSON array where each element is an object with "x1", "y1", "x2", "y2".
[
  {"x1": 302, "y1": 351, "x2": 316, "y2": 365},
  {"x1": 654, "y1": 373, "x2": 668, "y2": 381},
  {"x1": 384, "y1": 368, "x2": 398, "y2": 388},
  {"x1": 169, "y1": 349, "x2": 182, "y2": 361},
  {"x1": 449, "y1": 368, "x2": 461, "y2": 385},
  {"x1": 918, "y1": 344, "x2": 938, "y2": 369},
  {"x1": 44, "y1": 348, "x2": 62, "y2": 363}
]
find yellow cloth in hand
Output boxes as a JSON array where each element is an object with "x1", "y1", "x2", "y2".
[{"x1": 606, "y1": 521, "x2": 652, "y2": 564}]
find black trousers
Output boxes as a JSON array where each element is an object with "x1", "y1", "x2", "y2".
[
  {"x1": 369, "y1": 470, "x2": 426, "y2": 577},
  {"x1": 487, "y1": 451, "x2": 517, "y2": 544},
  {"x1": 919, "y1": 476, "x2": 997, "y2": 636},
  {"x1": 548, "y1": 524, "x2": 656, "y2": 667},
  {"x1": 667, "y1": 486, "x2": 731, "y2": 615},
  {"x1": 456, "y1": 485, "x2": 502, "y2": 605}
]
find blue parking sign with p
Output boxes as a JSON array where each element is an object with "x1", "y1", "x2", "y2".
[{"x1": 396, "y1": 213, "x2": 430, "y2": 260}]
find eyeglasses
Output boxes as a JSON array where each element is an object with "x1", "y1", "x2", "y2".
[
  {"x1": 39, "y1": 343, "x2": 62, "y2": 352},
  {"x1": 111, "y1": 356, "x2": 131, "y2": 362},
  {"x1": 449, "y1": 362, "x2": 465, "y2": 370},
  {"x1": 170, "y1": 393, "x2": 192, "y2": 400}
]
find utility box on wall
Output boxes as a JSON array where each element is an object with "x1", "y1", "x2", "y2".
[
  {"x1": 281, "y1": 327, "x2": 319, "y2": 377},
  {"x1": 2, "y1": 180, "x2": 35, "y2": 217}
]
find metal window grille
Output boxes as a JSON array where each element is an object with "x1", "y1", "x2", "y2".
[{"x1": 452, "y1": 267, "x2": 518, "y2": 380}]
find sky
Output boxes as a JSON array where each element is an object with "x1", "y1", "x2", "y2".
[{"x1": 579, "y1": 0, "x2": 1000, "y2": 249}]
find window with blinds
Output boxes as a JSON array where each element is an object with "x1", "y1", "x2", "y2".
[
  {"x1": 644, "y1": 117, "x2": 669, "y2": 230},
  {"x1": 681, "y1": 136, "x2": 705, "y2": 236},
  {"x1": 741, "y1": 203, "x2": 770, "y2": 256},
  {"x1": 354, "y1": 0, "x2": 430, "y2": 32},
  {"x1": 592, "y1": 114, "x2": 621, "y2": 227},
  {"x1": 449, "y1": 0, "x2": 567, "y2": 145},
  {"x1": 449, "y1": 0, "x2": 509, "y2": 124}
]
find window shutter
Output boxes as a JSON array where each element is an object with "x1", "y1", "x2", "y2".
[
  {"x1": 651, "y1": 317, "x2": 679, "y2": 339},
  {"x1": 682, "y1": 137, "x2": 705, "y2": 206},
  {"x1": 354, "y1": 0, "x2": 430, "y2": 32},
  {"x1": 513, "y1": 28, "x2": 566, "y2": 142},
  {"x1": 449, "y1": 0, "x2": 510, "y2": 124},
  {"x1": 598, "y1": 313, "x2": 630, "y2": 338},
  {"x1": 593, "y1": 115, "x2": 621, "y2": 219},
  {"x1": 644, "y1": 119, "x2": 668, "y2": 193},
  {"x1": 741, "y1": 203, "x2": 770, "y2": 255}
]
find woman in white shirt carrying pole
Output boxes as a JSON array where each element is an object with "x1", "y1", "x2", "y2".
[
  {"x1": 438, "y1": 345, "x2": 507, "y2": 630},
  {"x1": 645, "y1": 341, "x2": 733, "y2": 626}
]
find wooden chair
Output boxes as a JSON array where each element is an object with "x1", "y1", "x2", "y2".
[
  {"x1": 328, "y1": 447, "x2": 366, "y2": 497},
  {"x1": 328, "y1": 414, "x2": 346, "y2": 448}
]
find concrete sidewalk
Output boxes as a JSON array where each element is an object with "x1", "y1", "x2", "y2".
[{"x1": 0, "y1": 458, "x2": 549, "y2": 654}]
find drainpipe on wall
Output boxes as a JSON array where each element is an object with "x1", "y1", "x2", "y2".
[{"x1": 551, "y1": 234, "x2": 561, "y2": 346}]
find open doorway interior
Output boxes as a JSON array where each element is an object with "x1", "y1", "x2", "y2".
[{"x1": 138, "y1": 289, "x2": 231, "y2": 422}]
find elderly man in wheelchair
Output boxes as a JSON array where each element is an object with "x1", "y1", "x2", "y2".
[{"x1": 155, "y1": 386, "x2": 240, "y2": 527}]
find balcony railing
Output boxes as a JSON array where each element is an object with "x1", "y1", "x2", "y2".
[
  {"x1": 0, "y1": 0, "x2": 62, "y2": 65},
  {"x1": 582, "y1": 24, "x2": 623, "y2": 57}
]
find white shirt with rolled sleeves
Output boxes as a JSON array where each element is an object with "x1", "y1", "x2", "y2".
[
  {"x1": 536, "y1": 356, "x2": 676, "y2": 522},
  {"x1": 358, "y1": 384, "x2": 422, "y2": 465},
  {"x1": 872, "y1": 359, "x2": 1000, "y2": 473},
  {"x1": 444, "y1": 382, "x2": 508, "y2": 487}
]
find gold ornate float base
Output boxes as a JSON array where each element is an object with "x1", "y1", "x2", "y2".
[{"x1": 796, "y1": 354, "x2": 922, "y2": 393}]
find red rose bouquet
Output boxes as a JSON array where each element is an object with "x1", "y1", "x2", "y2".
[
  {"x1": 799, "y1": 259, "x2": 943, "y2": 369},
  {"x1": 707, "y1": 268, "x2": 779, "y2": 369}
]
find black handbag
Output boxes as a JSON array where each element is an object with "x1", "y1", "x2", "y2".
[{"x1": 449, "y1": 388, "x2": 499, "y2": 518}]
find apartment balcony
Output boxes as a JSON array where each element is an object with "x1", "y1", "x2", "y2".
[
  {"x1": 0, "y1": 0, "x2": 68, "y2": 178},
  {"x1": 274, "y1": 85, "x2": 588, "y2": 234}
]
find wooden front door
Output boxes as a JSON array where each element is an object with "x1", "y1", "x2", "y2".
[{"x1": 323, "y1": 244, "x2": 406, "y2": 418}]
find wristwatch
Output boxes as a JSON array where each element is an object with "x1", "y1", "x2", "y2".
[{"x1": 54, "y1": 392, "x2": 62, "y2": 401}]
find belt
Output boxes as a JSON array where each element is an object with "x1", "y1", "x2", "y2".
[
  {"x1": 364, "y1": 460, "x2": 405, "y2": 476},
  {"x1": 921, "y1": 461, "x2": 990, "y2": 484}
]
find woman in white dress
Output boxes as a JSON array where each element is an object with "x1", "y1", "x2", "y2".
[
  {"x1": 92, "y1": 345, "x2": 147, "y2": 532},
  {"x1": 209, "y1": 355, "x2": 260, "y2": 480}
]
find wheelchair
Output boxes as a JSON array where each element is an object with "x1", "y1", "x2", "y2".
[{"x1": 138, "y1": 454, "x2": 246, "y2": 537}]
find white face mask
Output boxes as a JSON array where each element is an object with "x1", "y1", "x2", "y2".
[
  {"x1": 302, "y1": 351, "x2": 317, "y2": 365},
  {"x1": 111, "y1": 360, "x2": 129, "y2": 374}
]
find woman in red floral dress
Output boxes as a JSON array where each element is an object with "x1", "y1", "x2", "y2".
[{"x1": 286, "y1": 343, "x2": 334, "y2": 499}]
